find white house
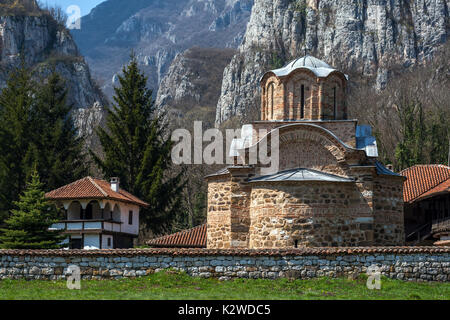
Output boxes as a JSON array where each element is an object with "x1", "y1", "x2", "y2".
[{"x1": 45, "y1": 177, "x2": 148, "y2": 249}]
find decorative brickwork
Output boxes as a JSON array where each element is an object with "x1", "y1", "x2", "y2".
[
  {"x1": 252, "y1": 121, "x2": 357, "y2": 148},
  {"x1": 261, "y1": 70, "x2": 347, "y2": 121}
]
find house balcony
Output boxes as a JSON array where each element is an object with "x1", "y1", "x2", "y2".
[
  {"x1": 50, "y1": 219, "x2": 124, "y2": 234},
  {"x1": 432, "y1": 217, "x2": 450, "y2": 235}
]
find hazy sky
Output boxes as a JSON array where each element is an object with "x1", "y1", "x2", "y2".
[{"x1": 40, "y1": 0, "x2": 106, "y2": 16}]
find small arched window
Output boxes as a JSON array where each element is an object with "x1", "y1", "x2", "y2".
[
  {"x1": 300, "y1": 85, "x2": 305, "y2": 119},
  {"x1": 267, "y1": 83, "x2": 275, "y2": 119}
]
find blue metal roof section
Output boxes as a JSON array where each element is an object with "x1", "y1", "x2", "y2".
[
  {"x1": 375, "y1": 161, "x2": 402, "y2": 176},
  {"x1": 249, "y1": 168, "x2": 354, "y2": 183},
  {"x1": 356, "y1": 125, "x2": 379, "y2": 157}
]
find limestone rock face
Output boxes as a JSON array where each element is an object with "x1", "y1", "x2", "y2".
[
  {"x1": 155, "y1": 47, "x2": 236, "y2": 117},
  {"x1": 0, "y1": 15, "x2": 107, "y2": 149},
  {"x1": 73, "y1": 0, "x2": 254, "y2": 100},
  {"x1": 216, "y1": 0, "x2": 449, "y2": 124}
]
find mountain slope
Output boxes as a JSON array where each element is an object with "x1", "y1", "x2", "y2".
[
  {"x1": 156, "y1": 47, "x2": 236, "y2": 128},
  {"x1": 216, "y1": 0, "x2": 449, "y2": 124},
  {"x1": 0, "y1": 9, "x2": 107, "y2": 149},
  {"x1": 72, "y1": 0, "x2": 253, "y2": 99}
]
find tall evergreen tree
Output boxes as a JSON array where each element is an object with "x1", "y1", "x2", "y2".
[
  {"x1": 90, "y1": 54, "x2": 185, "y2": 234},
  {"x1": 0, "y1": 63, "x2": 88, "y2": 225},
  {"x1": 34, "y1": 71, "x2": 87, "y2": 190},
  {"x1": 0, "y1": 62, "x2": 37, "y2": 220},
  {"x1": 0, "y1": 168, "x2": 64, "y2": 249}
]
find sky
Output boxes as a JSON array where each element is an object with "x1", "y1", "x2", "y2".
[{"x1": 40, "y1": 0, "x2": 106, "y2": 17}]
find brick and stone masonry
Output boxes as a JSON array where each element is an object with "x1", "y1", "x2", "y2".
[
  {"x1": 206, "y1": 55, "x2": 406, "y2": 249},
  {"x1": 0, "y1": 248, "x2": 448, "y2": 282}
]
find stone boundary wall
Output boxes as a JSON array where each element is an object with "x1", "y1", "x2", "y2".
[{"x1": 0, "y1": 247, "x2": 449, "y2": 282}]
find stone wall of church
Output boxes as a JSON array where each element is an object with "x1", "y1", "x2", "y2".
[
  {"x1": 207, "y1": 179, "x2": 232, "y2": 248},
  {"x1": 248, "y1": 182, "x2": 375, "y2": 248},
  {"x1": 373, "y1": 176, "x2": 405, "y2": 246}
]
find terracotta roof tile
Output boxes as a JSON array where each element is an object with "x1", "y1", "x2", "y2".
[
  {"x1": 0, "y1": 247, "x2": 449, "y2": 257},
  {"x1": 147, "y1": 224, "x2": 207, "y2": 248},
  {"x1": 400, "y1": 165, "x2": 450, "y2": 203},
  {"x1": 45, "y1": 177, "x2": 149, "y2": 207},
  {"x1": 417, "y1": 179, "x2": 450, "y2": 201}
]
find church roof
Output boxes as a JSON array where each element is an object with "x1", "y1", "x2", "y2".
[
  {"x1": 264, "y1": 55, "x2": 348, "y2": 80},
  {"x1": 248, "y1": 168, "x2": 354, "y2": 183},
  {"x1": 45, "y1": 176, "x2": 149, "y2": 207}
]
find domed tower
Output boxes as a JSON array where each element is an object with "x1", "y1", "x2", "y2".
[{"x1": 261, "y1": 55, "x2": 348, "y2": 122}]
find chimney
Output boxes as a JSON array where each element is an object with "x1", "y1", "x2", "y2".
[{"x1": 110, "y1": 177, "x2": 120, "y2": 192}]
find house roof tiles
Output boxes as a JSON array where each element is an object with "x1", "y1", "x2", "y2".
[
  {"x1": 45, "y1": 177, "x2": 149, "y2": 207},
  {"x1": 401, "y1": 165, "x2": 450, "y2": 203}
]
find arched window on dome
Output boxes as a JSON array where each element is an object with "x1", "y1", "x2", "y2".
[
  {"x1": 267, "y1": 82, "x2": 275, "y2": 120},
  {"x1": 301, "y1": 84, "x2": 305, "y2": 119}
]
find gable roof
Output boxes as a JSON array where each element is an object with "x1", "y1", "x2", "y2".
[
  {"x1": 401, "y1": 165, "x2": 450, "y2": 203},
  {"x1": 45, "y1": 177, "x2": 149, "y2": 207},
  {"x1": 147, "y1": 224, "x2": 207, "y2": 248}
]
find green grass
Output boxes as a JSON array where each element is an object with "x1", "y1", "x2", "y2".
[{"x1": 0, "y1": 271, "x2": 449, "y2": 300}]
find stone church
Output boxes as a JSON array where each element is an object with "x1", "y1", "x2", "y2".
[{"x1": 205, "y1": 55, "x2": 405, "y2": 249}]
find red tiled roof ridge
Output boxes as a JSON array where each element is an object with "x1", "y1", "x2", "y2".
[
  {"x1": 400, "y1": 164, "x2": 450, "y2": 171},
  {"x1": 416, "y1": 179, "x2": 450, "y2": 202},
  {"x1": 45, "y1": 176, "x2": 94, "y2": 197},
  {"x1": 401, "y1": 164, "x2": 450, "y2": 203},
  {"x1": 147, "y1": 224, "x2": 207, "y2": 248},
  {"x1": 88, "y1": 176, "x2": 109, "y2": 197},
  {"x1": 0, "y1": 246, "x2": 449, "y2": 257}
]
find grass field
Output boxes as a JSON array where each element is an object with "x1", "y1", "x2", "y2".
[{"x1": 0, "y1": 271, "x2": 449, "y2": 300}]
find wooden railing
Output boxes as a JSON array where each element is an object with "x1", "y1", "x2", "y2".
[
  {"x1": 432, "y1": 217, "x2": 450, "y2": 233},
  {"x1": 50, "y1": 219, "x2": 123, "y2": 233}
]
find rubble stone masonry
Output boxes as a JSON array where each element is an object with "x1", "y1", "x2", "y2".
[
  {"x1": 0, "y1": 248, "x2": 448, "y2": 282},
  {"x1": 249, "y1": 182, "x2": 375, "y2": 248}
]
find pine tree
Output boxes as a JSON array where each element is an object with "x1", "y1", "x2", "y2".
[
  {"x1": 0, "y1": 63, "x2": 87, "y2": 225},
  {"x1": 0, "y1": 62, "x2": 37, "y2": 221},
  {"x1": 90, "y1": 54, "x2": 185, "y2": 234},
  {"x1": 0, "y1": 169, "x2": 64, "y2": 249},
  {"x1": 34, "y1": 71, "x2": 87, "y2": 190}
]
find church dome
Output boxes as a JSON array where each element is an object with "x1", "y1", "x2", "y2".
[
  {"x1": 266, "y1": 55, "x2": 348, "y2": 80},
  {"x1": 260, "y1": 55, "x2": 349, "y2": 122},
  {"x1": 289, "y1": 55, "x2": 333, "y2": 69}
]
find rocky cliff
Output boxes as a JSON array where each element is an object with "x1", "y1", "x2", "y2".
[
  {"x1": 72, "y1": 0, "x2": 253, "y2": 100},
  {"x1": 216, "y1": 0, "x2": 450, "y2": 124},
  {"x1": 155, "y1": 47, "x2": 236, "y2": 127},
  {"x1": 0, "y1": 13, "x2": 107, "y2": 149}
]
